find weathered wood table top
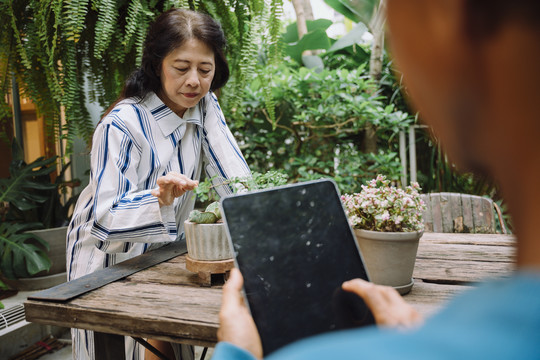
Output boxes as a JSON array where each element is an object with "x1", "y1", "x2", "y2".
[{"x1": 24, "y1": 232, "x2": 516, "y2": 347}]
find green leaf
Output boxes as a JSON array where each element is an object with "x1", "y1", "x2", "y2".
[
  {"x1": 302, "y1": 55, "x2": 324, "y2": 72},
  {"x1": 0, "y1": 223, "x2": 51, "y2": 279},
  {"x1": 282, "y1": 19, "x2": 334, "y2": 43},
  {"x1": 327, "y1": 22, "x2": 368, "y2": 52},
  {"x1": 323, "y1": 0, "x2": 362, "y2": 23},
  {"x1": 285, "y1": 29, "x2": 332, "y2": 63}
]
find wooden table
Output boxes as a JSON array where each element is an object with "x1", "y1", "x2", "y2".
[{"x1": 24, "y1": 233, "x2": 516, "y2": 356}]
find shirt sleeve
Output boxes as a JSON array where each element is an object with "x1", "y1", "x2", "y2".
[
  {"x1": 212, "y1": 342, "x2": 258, "y2": 360},
  {"x1": 201, "y1": 92, "x2": 251, "y2": 197},
  {"x1": 88, "y1": 120, "x2": 176, "y2": 249}
]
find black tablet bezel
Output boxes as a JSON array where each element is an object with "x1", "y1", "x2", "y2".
[{"x1": 221, "y1": 179, "x2": 373, "y2": 355}]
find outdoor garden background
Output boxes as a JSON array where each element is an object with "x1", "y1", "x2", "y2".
[{"x1": 0, "y1": 0, "x2": 512, "y2": 282}]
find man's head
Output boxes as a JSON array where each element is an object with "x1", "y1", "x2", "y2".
[{"x1": 386, "y1": 0, "x2": 540, "y2": 179}]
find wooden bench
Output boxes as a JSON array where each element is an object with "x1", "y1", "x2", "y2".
[{"x1": 420, "y1": 193, "x2": 506, "y2": 234}]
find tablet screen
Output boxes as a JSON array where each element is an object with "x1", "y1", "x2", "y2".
[{"x1": 221, "y1": 179, "x2": 374, "y2": 355}]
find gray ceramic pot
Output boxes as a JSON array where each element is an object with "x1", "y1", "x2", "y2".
[
  {"x1": 184, "y1": 221, "x2": 233, "y2": 261},
  {"x1": 354, "y1": 229, "x2": 423, "y2": 295}
]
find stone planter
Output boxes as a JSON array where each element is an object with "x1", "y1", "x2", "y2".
[
  {"x1": 354, "y1": 229, "x2": 423, "y2": 295},
  {"x1": 3, "y1": 226, "x2": 68, "y2": 291},
  {"x1": 184, "y1": 221, "x2": 233, "y2": 261}
]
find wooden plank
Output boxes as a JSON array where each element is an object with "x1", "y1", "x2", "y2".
[
  {"x1": 420, "y1": 194, "x2": 433, "y2": 232},
  {"x1": 405, "y1": 280, "x2": 472, "y2": 318},
  {"x1": 420, "y1": 233, "x2": 515, "y2": 246},
  {"x1": 417, "y1": 242, "x2": 515, "y2": 262},
  {"x1": 472, "y1": 196, "x2": 493, "y2": 233},
  {"x1": 25, "y1": 281, "x2": 222, "y2": 346},
  {"x1": 461, "y1": 195, "x2": 474, "y2": 233},
  {"x1": 413, "y1": 257, "x2": 515, "y2": 283},
  {"x1": 439, "y1": 193, "x2": 454, "y2": 233},
  {"x1": 430, "y1": 194, "x2": 443, "y2": 233},
  {"x1": 448, "y1": 193, "x2": 463, "y2": 232},
  {"x1": 126, "y1": 256, "x2": 202, "y2": 286},
  {"x1": 28, "y1": 240, "x2": 187, "y2": 302},
  {"x1": 483, "y1": 197, "x2": 495, "y2": 232}
]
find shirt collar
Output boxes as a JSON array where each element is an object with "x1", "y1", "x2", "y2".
[{"x1": 143, "y1": 92, "x2": 202, "y2": 137}]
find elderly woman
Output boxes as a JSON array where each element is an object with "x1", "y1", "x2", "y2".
[{"x1": 67, "y1": 9, "x2": 250, "y2": 360}]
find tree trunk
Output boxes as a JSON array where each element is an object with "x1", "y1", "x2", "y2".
[
  {"x1": 291, "y1": 0, "x2": 315, "y2": 56},
  {"x1": 292, "y1": 0, "x2": 308, "y2": 38},
  {"x1": 365, "y1": 0, "x2": 387, "y2": 154}
]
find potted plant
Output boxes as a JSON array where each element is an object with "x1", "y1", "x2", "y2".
[
  {"x1": 0, "y1": 142, "x2": 79, "y2": 291},
  {"x1": 185, "y1": 171, "x2": 288, "y2": 262},
  {"x1": 341, "y1": 174, "x2": 426, "y2": 295}
]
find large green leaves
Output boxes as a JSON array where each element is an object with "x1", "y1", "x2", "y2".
[
  {"x1": 0, "y1": 156, "x2": 58, "y2": 212},
  {"x1": 282, "y1": 19, "x2": 333, "y2": 64},
  {"x1": 0, "y1": 222, "x2": 51, "y2": 279},
  {"x1": 324, "y1": 0, "x2": 378, "y2": 25},
  {"x1": 327, "y1": 22, "x2": 368, "y2": 53}
]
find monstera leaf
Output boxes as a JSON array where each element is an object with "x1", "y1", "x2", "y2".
[
  {"x1": 0, "y1": 156, "x2": 57, "y2": 212},
  {"x1": 0, "y1": 222, "x2": 51, "y2": 279}
]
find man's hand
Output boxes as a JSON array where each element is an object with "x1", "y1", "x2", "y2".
[
  {"x1": 342, "y1": 279, "x2": 423, "y2": 329},
  {"x1": 151, "y1": 172, "x2": 198, "y2": 207},
  {"x1": 218, "y1": 268, "x2": 263, "y2": 359}
]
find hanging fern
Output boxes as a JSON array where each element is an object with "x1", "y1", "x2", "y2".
[
  {"x1": 64, "y1": 0, "x2": 88, "y2": 43},
  {"x1": 93, "y1": 0, "x2": 118, "y2": 59},
  {"x1": 0, "y1": 0, "x2": 283, "y2": 156},
  {"x1": 123, "y1": 0, "x2": 143, "y2": 51}
]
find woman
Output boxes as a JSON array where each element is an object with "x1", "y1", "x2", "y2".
[{"x1": 67, "y1": 8, "x2": 250, "y2": 360}]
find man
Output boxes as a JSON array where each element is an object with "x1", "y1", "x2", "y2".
[{"x1": 213, "y1": 1, "x2": 540, "y2": 358}]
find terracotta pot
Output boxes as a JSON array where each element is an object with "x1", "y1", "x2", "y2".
[
  {"x1": 354, "y1": 229, "x2": 423, "y2": 295},
  {"x1": 184, "y1": 221, "x2": 233, "y2": 261}
]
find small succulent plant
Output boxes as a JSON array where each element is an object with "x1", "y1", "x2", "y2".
[{"x1": 188, "y1": 201, "x2": 222, "y2": 224}]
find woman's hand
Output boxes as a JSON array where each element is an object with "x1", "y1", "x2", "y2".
[
  {"x1": 342, "y1": 278, "x2": 423, "y2": 329},
  {"x1": 151, "y1": 172, "x2": 198, "y2": 207},
  {"x1": 218, "y1": 268, "x2": 263, "y2": 359}
]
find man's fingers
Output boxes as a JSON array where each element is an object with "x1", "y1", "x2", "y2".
[
  {"x1": 342, "y1": 278, "x2": 423, "y2": 328},
  {"x1": 221, "y1": 268, "x2": 244, "y2": 311}
]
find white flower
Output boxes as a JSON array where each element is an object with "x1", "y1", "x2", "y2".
[{"x1": 341, "y1": 175, "x2": 426, "y2": 232}]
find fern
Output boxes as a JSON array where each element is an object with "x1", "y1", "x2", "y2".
[
  {"x1": 168, "y1": 0, "x2": 190, "y2": 9},
  {"x1": 64, "y1": 0, "x2": 88, "y2": 43},
  {"x1": 93, "y1": 0, "x2": 117, "y2": 59},
  {"x1": 123, "y1": 0, "x2": 142, "y2": 51},
  {"x1": 0, "y1": 0, "x2": 283, "y2": 154},
  {"x1": 8, "y1": 0, "x2": 32, "y2": 70}
]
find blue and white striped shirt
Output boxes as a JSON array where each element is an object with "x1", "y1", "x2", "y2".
[{"x1": 67, "y1": 91, "x2": 250, "y2": 281}]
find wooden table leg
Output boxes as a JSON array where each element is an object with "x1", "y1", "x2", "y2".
[{"x1": 94, "y1": 331, "x2": 126, "y2": 360}]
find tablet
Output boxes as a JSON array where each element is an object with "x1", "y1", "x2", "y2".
[{"x1": 221, "y1": 179, "x2": 375, "y2": 355}]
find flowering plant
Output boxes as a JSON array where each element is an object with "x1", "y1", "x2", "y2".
[{"x1": 341, "y1": 175, "x2": 426, "y2": 232}]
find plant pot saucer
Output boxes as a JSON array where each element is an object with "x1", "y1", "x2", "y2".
[
  {"x1": 393, "y1": 278, "x2": 414, "y2": 295},
  {"x1": 3, "y1": 272, "x2": 67, "y2": 291}
]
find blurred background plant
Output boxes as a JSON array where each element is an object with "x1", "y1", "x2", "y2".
[
  {"x1": 0, "y1": 0, "x2": 511, "y2": 232},
  {"x1": 225, "y1": 0, "x2": 511, "y2": 231},
  {"x1": 0, "y1": 140, "x2": 80, "y2": 286}
]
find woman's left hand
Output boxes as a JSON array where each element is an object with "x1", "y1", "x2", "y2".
[{"x1": 151, "y1": 172, "x2": 198, "y2": 207}]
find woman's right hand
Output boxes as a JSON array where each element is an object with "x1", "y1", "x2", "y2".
[{"x1": 151, "y1": 172, "x2": 198, "y2": 207}]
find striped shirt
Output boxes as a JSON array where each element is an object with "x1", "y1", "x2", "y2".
[
  {"x1": 67, "y1": 91, "x2": 250, "y2": 359},
  {"x1": 67, "y1": 91, "x2": 250, "y2": 281}
]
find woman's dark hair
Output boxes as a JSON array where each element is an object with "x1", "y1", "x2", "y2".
[{"x1": 105, "y1": 9, "x2": 229, "y2": 116}]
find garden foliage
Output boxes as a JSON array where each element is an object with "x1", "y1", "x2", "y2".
[{"x1": 226, "y1": 59, "x2": 413, "y2": 194}]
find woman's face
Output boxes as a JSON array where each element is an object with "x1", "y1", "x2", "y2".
[{"x1": 158, "y1": 38, "x2": 215, "y2": 117}]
